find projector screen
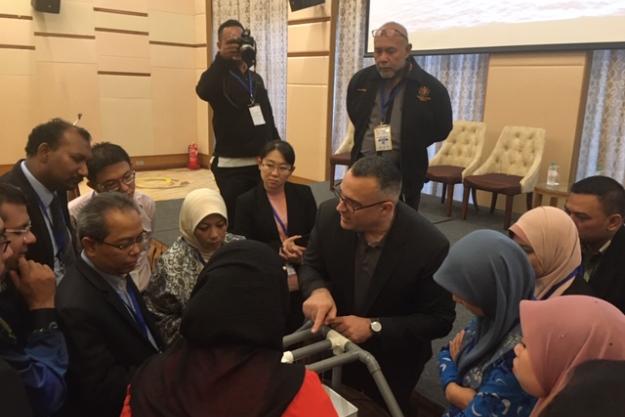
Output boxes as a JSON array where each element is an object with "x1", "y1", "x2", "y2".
[{"x1": 366, "y1": 0, "x2": 625, "y2": 55}]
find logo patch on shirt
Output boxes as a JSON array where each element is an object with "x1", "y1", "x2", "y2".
[{"x1": 417, "y1": 86, "x2": 431, "y2": 102}]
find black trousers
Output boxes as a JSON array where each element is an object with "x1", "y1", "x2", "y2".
[{"x1": 211, "y1": 158, "x2": 261, "y2": 228}]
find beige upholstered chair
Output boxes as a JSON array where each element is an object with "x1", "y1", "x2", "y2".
[
  {"x1": 426, "y1": 121, "x2": 486, "y2": 216},
  {"x1": 462, "y1": 125, "x2": 546, "y2": 229}
]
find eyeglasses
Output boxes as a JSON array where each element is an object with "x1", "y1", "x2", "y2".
[
  {"x1": 99, "y1": 231, "x2": 148, "y2": 251},
  {"x1": 371, "y1": 28, "x2": 408, "y2": 40},
  {"x1": 260, "y1": 162, "x2": 292, "y2": 175},
  {"x1": 334, "y1": 185, "x2": 388, "y2": 213},
  {"x1": 98, "y1": 170, "x2": 136, "y2": 193},
  {"x1": 5, "y1": 222, "x2": 32, "y2": 236},
  {"x1": 0, "y1": 235, "x2": 11, "y2": 254}
]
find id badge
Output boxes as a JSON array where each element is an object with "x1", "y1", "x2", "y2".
[
  {"x1": 249, "y1": 104, "x2": 266, "y2": 126},
  {"x1": 374, "y1": 124, "x2": 393, "y2": 152}
]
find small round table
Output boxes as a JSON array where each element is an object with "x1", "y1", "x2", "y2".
[{"x1": 533, "y1": 182, "x2": 570, "y2": 208}]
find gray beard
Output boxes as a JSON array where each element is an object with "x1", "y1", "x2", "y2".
[{"x1": 376, "y1": 68, "x2": 396, "y2": 79}]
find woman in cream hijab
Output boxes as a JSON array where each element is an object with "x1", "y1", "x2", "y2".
[
  {"x1": 143, "y1": 188, "x2": 244, "y2": 345},
  {"x1": 509, "y1": 206, "x2": 592, "y2": 299}
]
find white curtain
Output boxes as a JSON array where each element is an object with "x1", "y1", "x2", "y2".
[
  {"x1": 576, "y1": 49, "x2": 625, "y2": 184},
  {"x1": 331, "y1": 3, "x2": 489, "y2": 198},
  {"x1": 212, "y1": 0, "x2": 288, "y2": 139},
  {"x1": 331, "y1": 0, "x2": 369, "y2": 152}
]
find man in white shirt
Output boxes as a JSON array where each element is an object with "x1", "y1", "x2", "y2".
[{"x1": 69, "y1": 142, "x2": 156, "y2": 291}]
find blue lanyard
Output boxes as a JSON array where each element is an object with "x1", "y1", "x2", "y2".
[
  {"x1": 229, "y1": 70, "x2": 255, "y2": 104},
  {"x1": 34, "y1": 193, "x2": 67, "y2": 256},
  {"x1": 380, "y1": 81, "x2": 403, "y2": 124},
  {"x1": 269, "y1": 204, "x2": 288, "y2": 237},
  {"x1": 540, "y1": 265, "x2": 583, "y2": 300}
]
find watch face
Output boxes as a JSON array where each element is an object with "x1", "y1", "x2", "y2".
[{"x1": 371, "y1": 320, "x2": 382, "y2": 333}]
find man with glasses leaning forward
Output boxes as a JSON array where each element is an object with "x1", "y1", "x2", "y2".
[
  {"x1": 68, "y1": 142, "x2": 156, "y2": 292},
  {"x1": 298, "y1": 156, "x2": 455, "y2": 413},
  {"x1": 0, "y1": 183, "x2": 68, "y2": 416},
  {"x1": 346, "y1": 21, "x2": 452, "y2": 210},
  {"x1": 57, "y1": 193, "x2": 163, "y2": 417}
]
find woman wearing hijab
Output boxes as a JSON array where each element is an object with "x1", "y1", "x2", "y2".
[
  {"x1": 234, "y1": 140, "x2": 317, "y2": 332},
  {"x1": 509, "y1": 206, "x2": 592, "y2": 299},
  {"x1": 143, "y1": 188, "x2": 244, "y2": 345},
  {"x1": 121, "y1": 240, "x2": 338, "y2": 417},
  {"x1": 435, "y1": 230, "x2": 537, "y2": 417},
  {"x1": 512, "y1": 295, "x2": 625, "y2": 417},
  {"x1": 539, "y1": 360, "x2": 625, "y2": 417}
]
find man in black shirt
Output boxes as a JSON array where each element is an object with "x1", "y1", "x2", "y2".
[
  {"x1": 565, "y1": 175, "x2": 625, "y2": 313},
  {"x1": 196, "y1": 19, "x2": 280, "y2": 223}
]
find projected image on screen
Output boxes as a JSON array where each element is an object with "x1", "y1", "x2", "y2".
[{"x1": 367, "y1": 0, "x2": 625, "y2": 54}]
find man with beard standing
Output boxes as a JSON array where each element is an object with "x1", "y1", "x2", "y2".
[{"x1": 347, "y1": 21, "x2": 452, "y2": 210}]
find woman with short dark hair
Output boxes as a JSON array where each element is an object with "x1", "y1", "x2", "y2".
[{"x1": 234, "y1": 140, "x2": 317, "y2": 332}]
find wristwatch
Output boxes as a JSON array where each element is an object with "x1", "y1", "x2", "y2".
[{"x1": 370, "y1": 318, "x2": 382, "y2": 334}]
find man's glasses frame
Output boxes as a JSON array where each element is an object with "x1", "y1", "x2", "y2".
[
  {"x1": 333, "y1": 184, "x2": 389, "y2": 213},
  {"x1": 97, "y1": 170, "x2": 136, "y2": 193},
  {"x1": 371, "y1": 28, "x2": 408, "y2": 40},
  {"x1": 98, "y1": 231, "x2": 149, "y2": 251},
  {"x1": 5, "y1": 222, "x2": 32, "y2": 237}
]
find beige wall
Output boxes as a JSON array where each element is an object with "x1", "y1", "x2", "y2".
[
  {"x1": 1, "y1": 1, "x2": 591, "y2": 191},
  {"x1": 0, "y1": 0, "x2": 209, "y2": 169},
  {"x1": 286, "y1": 1, "x2": 335, "y2": 182},
  {"x1": 479, "y1": 52, "x2": 588, "y2": 211}
]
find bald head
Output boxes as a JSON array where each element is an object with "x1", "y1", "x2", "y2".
[
  {"x1": 378, "y1": 22, "x2": 409, "y2": 41},
  {"x1": 373, "y1": 21, "x2": 411, "y2": 80}
]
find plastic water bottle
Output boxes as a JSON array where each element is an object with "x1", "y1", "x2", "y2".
[{"x1": 547, "y1": 162, "x2": 560, "y2": 186}]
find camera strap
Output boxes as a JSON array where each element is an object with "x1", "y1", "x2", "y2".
[{"x1": 229, "y1": 70, "x2": 255, "y2": 104}]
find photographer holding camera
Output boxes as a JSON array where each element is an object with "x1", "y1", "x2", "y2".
[{"x1": 196, "y1": 19, "x2": 281, "y2": 225}]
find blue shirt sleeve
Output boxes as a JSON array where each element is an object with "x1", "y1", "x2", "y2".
[
  {"x1": 438, "y1": 344, "x2": 460, "y2": 389},
  {"x1": 443, "y1": 352, "x2": 537, "y2": 417},
  {"x1": 0, "y1": 309, "x2": 68, "y2": 416}
]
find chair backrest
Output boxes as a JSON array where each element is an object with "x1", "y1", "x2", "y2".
[
  {"x1": 430, "y1": 120, "x2": 487, "y2": 177},
  {"x1": 474, "y1": 125, "x2": 546, "y2": 191}
]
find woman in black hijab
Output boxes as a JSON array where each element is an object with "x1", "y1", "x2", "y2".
[{"x1": 120, "y1": 240, "x2": 337, "y2": 417}]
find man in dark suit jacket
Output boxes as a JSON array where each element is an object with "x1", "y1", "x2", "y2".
[
  {"x1": 0, "y1": 118, "x2": 92, "y2": 282},
  {"x1": 566, "y1": 175, "x2": 625, "y2": 313},
  {"x1": 300, "y1": 156, "x2": 455, "y2": 412},
  {"x1": 56, "y1": 193, "x2": 163, "y2": 417}
]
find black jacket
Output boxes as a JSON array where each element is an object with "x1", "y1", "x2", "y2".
[
  {"x1": 233, "y1": 182, "x2": 317, "y2": 252},
  {"x1": 56, "y1": 257, "x2": 163, "y2": 417},
  {"x1": 196, "y1": 54, "x2": 280, "y2": 158},
  {"x1": 0, "y1": 161, "x2": 73, "y2": 270},
  {"x1": 299, "y1": 199, "x2": 455, "y2": 406},
  {"x1": 346, "y1": 57, "x2": 453, "y2": 195},
  {"x1": 588, "y1": 226, "x2": 625, "y2": 313}
]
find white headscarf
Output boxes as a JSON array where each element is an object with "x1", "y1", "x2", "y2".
[{"x1": 179, "y1": 188, "x2": 228, "y2": 261}]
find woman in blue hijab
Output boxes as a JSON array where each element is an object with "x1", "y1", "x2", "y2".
[{"x1": 434, "y1": 230, "x2": 537, "y2": 417}]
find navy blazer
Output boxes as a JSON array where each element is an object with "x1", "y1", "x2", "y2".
[
  {"x1": 233, "y1": 182, "x2": 317, "y2": 252},
  {"x1": 56, "y1": 256, "x2": 163, "y2": 417}
]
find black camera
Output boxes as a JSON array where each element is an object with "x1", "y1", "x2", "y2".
[{"x1": 234, "y1": 29, "x2": 256, "y2": 67}]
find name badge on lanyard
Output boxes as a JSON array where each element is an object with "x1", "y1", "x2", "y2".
[
  {"x1": 375, "y1": 81, "x2": 402, "y2": 152},
  {"x1": 374, "y1": 124, "x2": 392, "y2": 151},
  {"x1": 249, "y1": 105, "x2": 266, "y2": 126},
  {"x1": 230, "y1": 70, "x2": 265, "y2": 126}
]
